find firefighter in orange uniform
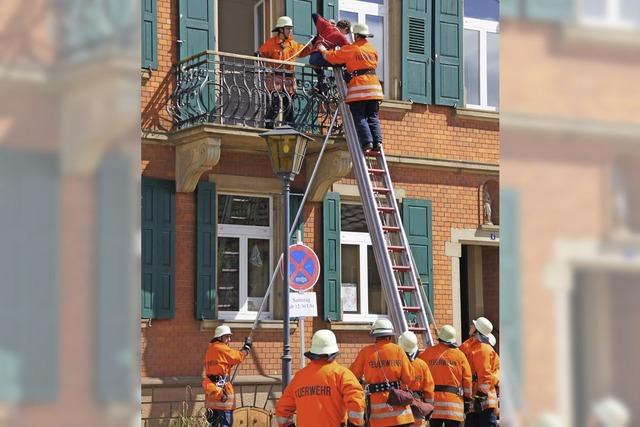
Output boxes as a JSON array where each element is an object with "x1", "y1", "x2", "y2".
[
  {"x1": 398, "y1": 331, "x2": 435, "y2": 427},
  {"x1": 419, "y1": 325, "x2": 473, "y2": 427},
  {"x1": 202, "y1": 325, "x2": 252, "y2": 427},
  {"x1": 318, "y1": 22, "x2": 385, "y2": 152},
  {"x1": 460, "y1": 317, "x2": 498, "y2": 427},
  {"x1": 275, "y1": 329, "x2": 365, "y2": 427},
  {"x1": 258, "y1": 16, "x2": 311, "y2": 128},
  {"x1": 349, "y1": 319, "x2": 415, "y2": 427}
]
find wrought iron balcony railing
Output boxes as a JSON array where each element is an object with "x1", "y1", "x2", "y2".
[{"x1": 169, "y1": 50, "x2": 343, "y2": 136}]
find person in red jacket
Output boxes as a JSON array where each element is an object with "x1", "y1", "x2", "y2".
[{"x1": 308, "y1": 13, "x2": 351, "y2": 95}]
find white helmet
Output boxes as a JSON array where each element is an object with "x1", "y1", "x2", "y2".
[
  {"x1": 352, "y1": 22, "x2": 373, "y2": 37},
  {"x1": 309, "y1": 329, "x2": 339, "y2": 355},
  {"x1": 592, "y1": 397, "x2": 631, "y2": 427},
  {"x1": 371, "y1": 319, "x2": 394, "y2": 337},
  {"x1": 487, "y1": 333, "x2": 496, "y2": 347},
  {"x1": 273, "y1": 16, "x2": 293, "y2": 31},
  {"x1": 437, "y1": 325, "x2": 457, "y2": 344},
  {"x1": 213, "y1": 325, "x2": 232, "y2": 339},
  {"x1": 398, "y1": 331, "x2": 419, "y2": 355},
  {"x1": 472, "y1": 317, "x2": 493, "y2": 337}
]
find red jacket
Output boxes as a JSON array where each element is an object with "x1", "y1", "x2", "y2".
[{"x1": 312, "y1": 13, "x2": 350, "y2": 52}]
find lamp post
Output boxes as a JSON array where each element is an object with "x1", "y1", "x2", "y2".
[{"x1": 260, "y1": 125, "x2": 314, "y2": 388}]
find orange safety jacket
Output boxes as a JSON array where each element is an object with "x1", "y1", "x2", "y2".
[
  {"x1": 466, "y1": 339, "x2": 498, "y2": 411},
  {"x1": 321, "y1": 38, "x2": 384, "y2": 103},
  {"x1": 404, "y1": 356, "x2": 435, "y2": 427},
  {"x1": 202, "y1": 340, "x2": 246, "y2": 411},
  {"x1": 258, "y1": 34, "x2": 310, "y2": 95},
  {"x1": 350, "y1": 340, "x2": 415, "y2": 427},
  {"x1": 418, "y1": 342, "x2": 472, "y2": 422},
  {"x1": 275, "y1": 359, "x2": 366, "y2": 427}
]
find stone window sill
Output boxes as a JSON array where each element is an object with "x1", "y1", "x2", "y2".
[
  {"x1": 380, "y1": 99, "x2": 413, "y2": 112},
  {"x1": 327, "y1": 321, "x2": 373, "y2": 331},
  {"x1": 455, "y1": 108, "x2": 499, "y2": 123},
  {"x1": 200, "y1": 319, "x2": 298, "y2": 332}
]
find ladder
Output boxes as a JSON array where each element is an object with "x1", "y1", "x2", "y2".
[{"x1": 333, "y1": 70, "x2": 435, "y2": 346}]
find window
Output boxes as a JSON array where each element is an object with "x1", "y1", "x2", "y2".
[
  {"x1": 254, "y1": 0, "x2": 266, "y2": 52},
  {"x1": 463, "y1": 18, "x2": 499, "y2": 111},
  {"x1": 340, "y1": 0, "x2": 388, "y2": 94},
  {"x1": 217, "y1": 194, "x2": 273, "y2": 319},
  {"x1": 580, "y1": 0, "x2": 640, "y2": 29},
  {"x1": 340, "y1": 204, "x2": 387, "y2": 321}
]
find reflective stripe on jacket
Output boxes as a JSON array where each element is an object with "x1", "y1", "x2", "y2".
[
  {"x1": 404, "y1": 356, "x2": 435, "y2": 427},
  {"x1": 275, "y1": 359, "x2": 366, "y2": 427},
  {"x1": 322, "y1": 38, "x2": 384, "y2": 103},
  {"x1": 465, "y1": 339, "x2": 498, "y2": 411},
  {"x1": 350, "y1": 340, "x2": 415, "y2": 427},
  {"x1": 418, "y1": 343, "x2": 472, "y2": 422},
  {"x1": 203, "y1": 341, "x2": 246, "y2": 410}
]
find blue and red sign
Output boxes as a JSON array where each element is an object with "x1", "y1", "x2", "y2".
[{"x1": 288, "y1": 244, "x2": 320, "y2": 292}]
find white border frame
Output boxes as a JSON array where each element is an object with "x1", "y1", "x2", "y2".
[
  {"x1": 339, "y1": 0, "x2": 389, "y2": 96},
  {"x1": 217, "y1": 193, "x2": 274, "y2": 320},
  {"x1": 578, "y1": 0, "x2": 639, "y2": 30},
  {"x1": 463, "y1": 17, "x2": 499, "y2": 112}
]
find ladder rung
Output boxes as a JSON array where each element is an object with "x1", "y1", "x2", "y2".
[
  {"x1": 392, "y1": 265, "x2": 411, "y2": 271},
  {"x1": 397, "y1": 286, "x2": 416, "y2": 292},
  {"x1": 409, "y1": 327, "x2": 427, "y2": 332},
  {"x1": 387, "y1": 245, "x2": 406, "y2": 252},
  {"x1": 382, "y1": 226, "x2": 400, "y2": 232},
  {"x1": 364, "y1": 150, "x2": 381, "y2": 157},
  {"x1": 368, "y1": 168, "x2": 385, "y2": 175},
  {"x1": 372, "y1": 187, "x2": 390, "y2": 194},
  {"x1": 403, "y1": 306, "x2": 422, "y2": 312},
  {"x1": 377, "y1": 206, "x2": 395, "y2": 213}
]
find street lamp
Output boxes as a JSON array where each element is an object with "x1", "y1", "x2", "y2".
[{"x1": 260, "y1": 125, "x2": 314, "y2": 388}]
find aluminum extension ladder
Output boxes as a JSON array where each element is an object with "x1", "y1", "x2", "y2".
[{"x1": 333, "y1": 69, "x2": 435, "y2": 346}]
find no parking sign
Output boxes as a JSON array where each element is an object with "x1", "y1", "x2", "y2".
[{"x1": 288, "y1": 244, "x2": 320, "y2": 292}]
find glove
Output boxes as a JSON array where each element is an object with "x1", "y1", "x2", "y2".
[
  {"x1": 242, "y1": 337, "x2": 253, "y2": 352},
  {"x1": 464, "y1": 398, "x2": 472, "y2": 414}
]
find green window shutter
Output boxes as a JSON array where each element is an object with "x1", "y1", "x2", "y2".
[
  {"x1": 402, "y1": 199, "x2": 433, "y2": 310},
  {"x1": 434, "y1": 0, "x2": 462, "y2": 107},
  {"x1": 179, "y1": 0, "x2": 216, "y2": 60},
  {"x1": 289, "y1": 193, "x2": 305, "y2": 244},
  {"x1": 196, "y1": 182, "x2": 217, "y2": 320},
  {"x1": 501, "y1": 0, "x2": 523, "y2": 18},
  {"x1": 402, "y1": 0, "x2": 432, "y2": 104},
  {"x1": 141, "y1": 177, "x2": 175, "y2": 319},
  {"x1": 141, "y1": 0, "x2": 157, "y2": 68},
  {"x1": 97, "y1": 154, "x2": 134, "y2": 402},
  {"x1": 286, "y1": 0, "x2": 317, "y2": 44},
  {"x1": 525, "y1": 0, "x2": 574, "y2": 23},
  {"x1": 323, "y1": 0, "x2": 339, "y2": 22},
  {"x1": 323, "y1": 192, "x2": 341, "y2": 321},
  {"x1": 500, "y1": 189, "x2": 522, "y2": 408}
]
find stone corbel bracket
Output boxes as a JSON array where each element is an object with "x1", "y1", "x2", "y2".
[
  {"x1": 175, "y1": 135, "x2": 221, "y2": 193},
  {"x1": 306, "y1": 149, "x2": 352, "y2": 202}
]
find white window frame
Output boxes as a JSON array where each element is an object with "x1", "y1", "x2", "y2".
[
  {"x1": 254, "y1": 0, "x2": 266, "y2": 52},
  {"x1": 339, "y1": 0, "x2": 389, "y2": 96},
  {"x1": 463, "y1": 17, "x2": 499, "y2": 112},
  {"x1": 217, "y1": 193, "x2": 273, "y2": 321},
  {"x1": 340, "y1": 230, "x2": 389, "y2": 322},
  {"x1": 579, "y1": 0, "x2": 639, "y2": 30}
]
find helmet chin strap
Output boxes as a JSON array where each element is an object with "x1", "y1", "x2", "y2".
[{"x1": 405, "y1": 351, "x2": 418, "y2": 361}]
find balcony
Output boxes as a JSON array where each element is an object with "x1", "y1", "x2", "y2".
[{"x1": 169, "y1": 50, "x2": 343, "y2": 137}]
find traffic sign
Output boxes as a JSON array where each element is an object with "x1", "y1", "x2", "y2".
[{"x1": 288, "y1": 244, "x2": 320, "y2": 292}]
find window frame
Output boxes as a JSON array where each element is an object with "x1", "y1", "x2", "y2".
[
  {"x1": 579, "y1": 0, "x2": 639, "y2": 30},
  {"x1": 340, "y1": 230, "x2": 388, "y2": 322},
  {"x1": 339, "y1": 0, "x2": 389, "y2": 96},
  {"x1": 217, "y1": 193, "x2": 274, "y2": 320},
  {"x1": 463, "y1": 17, "x2": 499, "y2": 112},
  {"x1": 254, "y1": 0, "x2": 266, "y2": 52}
]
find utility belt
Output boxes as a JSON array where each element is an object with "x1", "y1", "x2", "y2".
[
  {"x1": 434, "y1": 385, "x2": 463, "y2": 396},
  {"x1": 208, "y1": 374, "x2": 229, "y2": 386},
  {"x1": 366, "y1": 380, "x2": 400, "y2": 393},
  {"x1": 350, "y1": 68, "x2": 376, "y2": 77}
]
